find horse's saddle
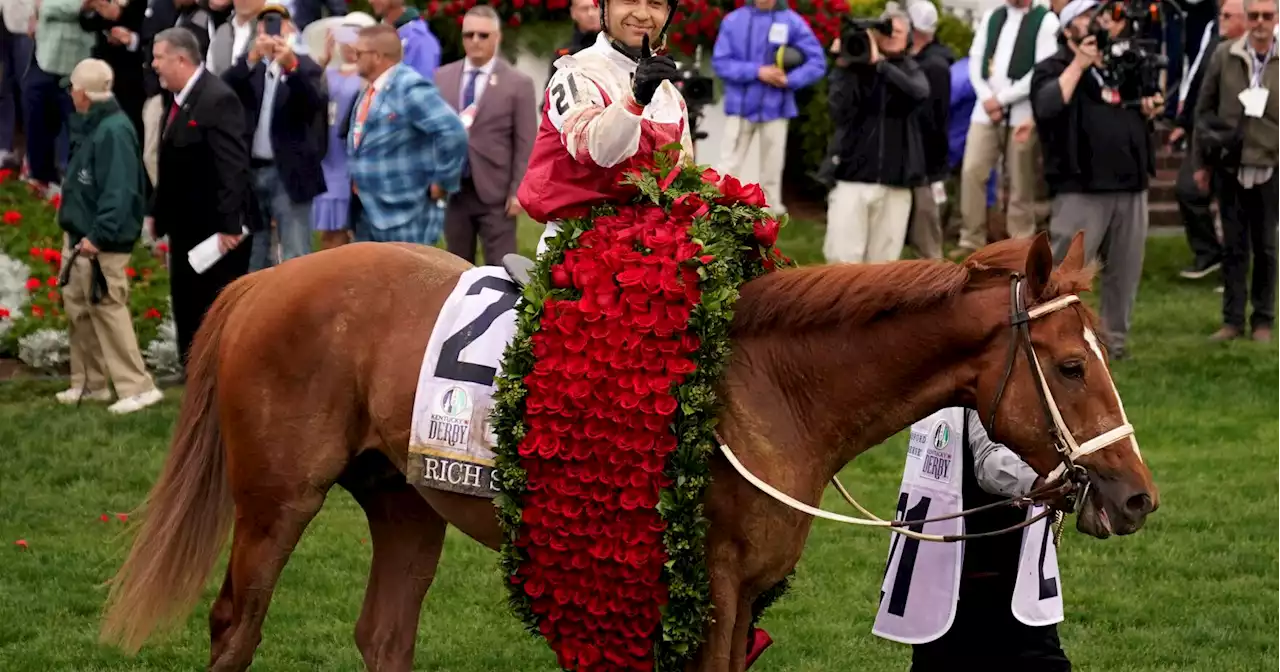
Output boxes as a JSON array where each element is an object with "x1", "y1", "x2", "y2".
[{"x1": 502, "y1": 254, "x2": 534, "y2": 288}]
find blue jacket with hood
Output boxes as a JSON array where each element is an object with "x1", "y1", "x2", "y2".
[{"x1": 711, "y1": 0, "x2": 827, "y2": 123}]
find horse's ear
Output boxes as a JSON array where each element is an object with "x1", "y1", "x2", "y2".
[
  {"x1": 1057, "y1": 231, "x2": 1087, "y2": 273},
  {"x1": 1024, "y1": 232, "x2": 1054, "y2": 301}
]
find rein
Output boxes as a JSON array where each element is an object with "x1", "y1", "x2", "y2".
[{"x1": 718, "y1": 273, "x2": 1134, "y2": 544}]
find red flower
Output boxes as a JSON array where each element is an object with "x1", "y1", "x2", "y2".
[
  {"x1": 125, "y1": 267, "x2": 137, "y2": 279},
  {"x1": 30, "y1": 305, "x2": 44, "y2": 318},
  {"x1": 47, "y1": 290, "x2": 59, "y2": 303},
  {"x1": 143, "y1": 307, "x2": 163, "y2": 320},
  {"x1": 28, "y1": 247, "x2": 39, "y2": 258},
  {"x1": 2, "y1": 210, "x2": 20, "y2": 225},
  {"x1": 698, "y1": 255, "x2": 715, "y2": 265},
  {"x1": 716, "y1": 175, "x2": 768, "y2": 208},
  {"x1": 753, "y1": 218, "x2": 780, "y2": 248},
  {"x1": 0, "y1": 308, "x2": 9, "y2": 319},
  {"x1": 42, "y1": 248, "x2": 61, "y2": 265},
  {"x1": 24, "y1": 278, "x2": 39, "y2": 291},
  {"x1": 507, "y1": 13, "x2": 521, "y2": 26},
  {"x1": 156, "y1": 241, "x2": 170, "y2": 254},
  {"x1": 0, "y1": 168, "x2": 11, "y2": 182},
  {"x1": 46, "y1": 276, "x2": 57, "y2": 287},
  {"x1": 49, "y1": 193, "x2": 61, "y2": 209}
]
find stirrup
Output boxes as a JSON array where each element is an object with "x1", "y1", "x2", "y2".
[{"x1": 502, "y1": 253, "x2": 535, "y2": 288}]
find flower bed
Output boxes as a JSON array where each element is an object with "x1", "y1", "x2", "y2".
[
  {"x1": 0, "y1": 171, "x2": 179, "y2": 375},
  {"x1": 491, "y1": 151, "x2": 794, "y2": 671}
]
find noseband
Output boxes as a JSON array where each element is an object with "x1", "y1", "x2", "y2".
[
  {"x1": 986, "y1": 274, "x2": 1136, "y2": 507},
  {"x1": 717, "y1": 273, "x2": 1136, "y2": 543}
]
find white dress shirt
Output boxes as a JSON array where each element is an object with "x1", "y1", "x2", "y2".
[
  {"x1": 252, "y1": 61, "x2": 283, "y2": 160},
  {"x1": 968, "y1": 3, "x2": 1062, "y2": 127},
  {"x1": 175, "y1": 66, "x2": 204, "y2": 107}
]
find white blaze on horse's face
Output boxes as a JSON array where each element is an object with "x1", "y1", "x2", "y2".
[{"x1": 1081, "y1": 326, "x2": 1142, "y2": 463}]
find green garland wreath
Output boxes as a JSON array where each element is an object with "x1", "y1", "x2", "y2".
[{"x1": 491, "y1": 148, "x2": 796, "y2": 670}]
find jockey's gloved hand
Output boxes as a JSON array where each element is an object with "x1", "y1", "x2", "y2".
[{"x1": 632, "y1": 34, "x2": 678, "y2": 106}]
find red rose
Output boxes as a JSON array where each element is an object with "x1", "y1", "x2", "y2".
[
  {"x1": 46, "y1": 277, "x2": 57, "y2": 287},
  {"x1": 0, "y1": 308, "x2": 9, "y2": 319},
  {"x1": 24, "y1": 278, "x2": 39, "y2": 291},
  {"x1": 753, "y1": 218, "x2": 780, "y2": 248},
  {"x1": 30, "y1": 305, "x2": 44, "y2": 318},
  {"x1": 125, "y1": 267, "x2": 137, "y2": 279},
  {"x1": 143, "y1": 307, "x2": 163, "y2": 320},
  {"x1": 716, "y1": 175, "x2": 768, "y2": 208},
  {"x1": 49, "y1": 193, "x2": 61, "y2": 209},
  {"x1": 47, "y1": 290, "x2": 59, "y2": 303},
  {"x1": 2, "y1": 210, "x2": 20, "y2": 225}
]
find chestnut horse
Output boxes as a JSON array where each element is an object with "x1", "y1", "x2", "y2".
[{"x1": 100, "y1": 232, "x2": 1157, "y2": 672}]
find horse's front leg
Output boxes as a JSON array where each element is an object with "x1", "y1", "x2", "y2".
[{"x1": 691, "y1": 540, "x2": 754, "y2": 672}]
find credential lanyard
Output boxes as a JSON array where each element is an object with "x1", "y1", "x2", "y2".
[{"x1": 1250, "y1": 42, "x2": 1275, "y2": 89}]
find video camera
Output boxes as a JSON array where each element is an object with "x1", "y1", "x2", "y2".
[
  {"x1": 839, "y1": 16, "x2": 894, "y2": 65},
  {"x1": 1086, "y1": 0, "x2": 1175, "y2": 106}
]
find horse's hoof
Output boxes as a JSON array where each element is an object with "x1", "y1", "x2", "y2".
[
  {"x1": 745, "y1": 627, "x2": 773, "y2": 669},
  {"x1": 502, "y1": 253, "x2": 534, "y2": 288}
]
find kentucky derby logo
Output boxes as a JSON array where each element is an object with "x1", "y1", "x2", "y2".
[
  {"x1": 921, "y1": 420, "x2": 954, "y2": 483},
  {"x1": 440, "y1": 387, "x2": 470, "y2": 417},
  {"x1": 428, "y1": 386, "x2": 472, "y2": 448}
]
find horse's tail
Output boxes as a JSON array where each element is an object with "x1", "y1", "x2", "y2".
[{"x1": 99, "y1": 273, "x2": 260, "y2": 653}]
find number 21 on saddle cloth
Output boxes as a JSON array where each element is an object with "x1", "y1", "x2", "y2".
[{"x1": 406, "y1": 266, "x2": 521, "y2": 498}]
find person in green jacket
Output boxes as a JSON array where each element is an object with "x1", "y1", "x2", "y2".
[{"x1": 55, "y1": 58, "x2": 164, "y2": 415}]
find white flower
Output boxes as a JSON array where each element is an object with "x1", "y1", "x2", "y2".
[
  {"x1": 18, "y1": 328, "x2": 70, "y2": 370},
  {"x1": 0, "y1": 251, "x2": 31, "y2": 318},
  {"x1": 143, "y1": 319, "x2": 182, "y2": 375}
]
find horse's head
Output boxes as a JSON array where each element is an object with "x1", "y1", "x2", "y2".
[{"x1": 966, "y1": 232, "x2": 1158, "y2": 539}]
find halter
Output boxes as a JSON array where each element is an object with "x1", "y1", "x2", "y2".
[{"x1": 717, "y1": 273, "x2": 1137, "y2": 543}]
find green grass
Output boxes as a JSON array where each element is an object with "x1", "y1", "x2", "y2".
[{"x1": 1, "y1": 219, "x2": 1276, "y2": 671}]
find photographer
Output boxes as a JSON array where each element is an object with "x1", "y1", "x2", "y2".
[
  {"x1": 823, "y1": 7, "x2": 929, "y2": 265},
  {"x1": 1031, "y1": 0, "x2": 1163, "y2": 360}
]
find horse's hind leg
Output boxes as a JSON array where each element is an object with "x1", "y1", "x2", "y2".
[
  {"x1": 207, "y1": 461, "x2": 336, "y2": 671},
  {"x1": 341, "y1": 452, "x2": 449, "y2": 672}
]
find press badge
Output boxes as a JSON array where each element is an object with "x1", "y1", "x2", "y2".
[
  {"x1": 768, "y1": 22, "x2": 789, "y2": 44},
  {"x1": 1239, "y1": 87, "x2": 1269, "y2": 119}
]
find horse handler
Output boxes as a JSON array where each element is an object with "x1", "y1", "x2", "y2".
[
  {"x1": 55, "y1": 58, "x2": 164, "y2": 415},
  {"x1": 873, "y1": 407, "x2": 1072, "y2": 671}
]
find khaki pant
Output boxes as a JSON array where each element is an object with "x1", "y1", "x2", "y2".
[
  {"x1": 62, "y1": 246, "x2": 156, "y2": 398},
  {"x1": 718, "y1": 116, "x2": 789, "y2": 216},
  {"x1": 959, "y1": 122, "x2": 1040, "y2": 250},
  {"x1": 824, "y1": 181, "x2": 912, "y2": 263},
  {"x1": 907, "y1": 184, "x2": 944, "y2": 259},
  {"x1": 142, "y1": 94, "x2": 162, "y2": 187}
]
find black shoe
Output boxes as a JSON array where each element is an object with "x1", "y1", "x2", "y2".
[{"x1": 1178, "y1": 259, "x2": 1221, "y2": 280}]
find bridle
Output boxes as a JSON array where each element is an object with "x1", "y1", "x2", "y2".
[{"x1": 717, "y1": 273, "x2": 1137, "y2": 543}]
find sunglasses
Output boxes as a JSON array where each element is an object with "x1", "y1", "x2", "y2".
[
  {"x1": 462, "y1": 31, "x2": 491, "y2": 40},
  {"x1": 1248, "y1": 10, "x2": 1275, "y2": 20}
]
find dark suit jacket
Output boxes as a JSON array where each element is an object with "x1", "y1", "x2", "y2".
[
  {"x1": 435, "y1": 58, "x2": 537, "y2": 206},
  {"x1": 150, "y1": 71, "x2": 253, "y2": 248},
  {"x1": 139, "y1": 0, "x2": 217, "y2": 99},
  {"x1": 223, "y1": 54, "x2": 329, "y2": 204},
  {"x1": 79, "y1": 0, "x2": 147, "y2": 100}
]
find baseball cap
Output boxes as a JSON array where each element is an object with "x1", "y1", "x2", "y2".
[
  {"x1": 64, "y1": 58, "x2": 114, "y2": 93},
  {"x1": 1059, "y1": 0, "x2": 1099, "y2": 26},
  {"x1": 907, "y1": 1, "x2": 939, "y2": 33}
]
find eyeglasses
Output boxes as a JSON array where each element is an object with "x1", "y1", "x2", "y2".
[
  {"x1": 1247, "y1": 10, "x2": 1275, "y2": 20},
  {"x1": 462, "y1": 31, "x2": 491, "y2": 40}
]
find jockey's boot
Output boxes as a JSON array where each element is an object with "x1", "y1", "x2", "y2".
[
  {"x1": 744, "y1": 626, "x2": 773, "y2": 668},
  {"x1": 502, "y1": 253, "x2": 535, "y2": 288}
]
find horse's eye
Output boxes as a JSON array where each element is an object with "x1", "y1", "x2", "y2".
[{"x1": 1058, "y1": 360, "x2": 1086, "y2": 380}]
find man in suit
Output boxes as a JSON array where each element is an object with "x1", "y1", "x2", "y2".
[
  {"x1": 438, "y1": 5, "x2": 536, "y2": 265},
  {"x1": 222, "y1": 4, "x2": 327, "y2": 270},
  {"x1": 147, "y1": 26, "x2": 251, "y2": 371},
  {"x1": 128, "y1": 0, "x2": 218, "y2": 186},
  {"x1": 79, "y1": 0, "x2": 149, "y2": 142},
  {"x1": 344, "y1": 24, "x2": 466, "y2": 245}
]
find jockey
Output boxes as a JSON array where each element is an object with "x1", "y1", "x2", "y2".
[{"x1": 510, "y1": 0, "x2": 696, "y2": 262}]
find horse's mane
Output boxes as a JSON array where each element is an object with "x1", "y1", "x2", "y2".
[{"x1": 732, "y1": 238, "x2": 1098, "y2": 337}]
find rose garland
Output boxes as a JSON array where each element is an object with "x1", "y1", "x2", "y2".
[{"x1": 491, "y1": 149, "x2": 794, "y2": 671}]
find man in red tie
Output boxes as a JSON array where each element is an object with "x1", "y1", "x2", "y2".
[{"x1": 146, "y1": 26, "x2": 252, "y2": 378}]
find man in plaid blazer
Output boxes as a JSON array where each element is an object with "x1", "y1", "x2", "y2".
[{"x1": 343, "y1": 24, "x2": 466, "y2": 245}]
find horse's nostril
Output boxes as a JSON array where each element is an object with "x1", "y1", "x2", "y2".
[{"x1": 1125, "y1": 493, "x2": 1153, "y2": 517}]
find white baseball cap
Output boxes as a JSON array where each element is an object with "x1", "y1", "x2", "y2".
[
  {"x1": 1059, "y1": 0, "x2": 1099, "y2": 26},
  {"x1": 907, "y1": 1, "x2": 939, "y2": 33}
]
